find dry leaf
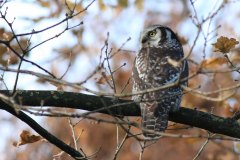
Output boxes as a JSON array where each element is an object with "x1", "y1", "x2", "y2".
[
  {"x1": 13, "y1": 130, "x2": 42, "y2": 147},
  {"x1": 6, "y1": 50, "x2": 11, "y2": 66},
  {"x1": 167, "y1": 58, "x2": 179, "y2": 68},
  {"x1": 233, "y1": 103, "x2": 239, "y2": 112},
  {"x1": 39, "y1": 1, "x2": 50, "y2": 8},
  {"x1": 2, "y1": 33, "x2": 9, "y2": 41},
  {"x1": 36, "y1": 78, "x2": 47, "y2": 84},
  {"x1": 202, "y1": 57, "x2": 228, "y2": 68},
  {"x1": 53, "y1": 151, "x2": 65, "y2": 160},
  {"x1": 41, "y1": 138, "x2": 49, "y2": 143},
  {"x1": 212, "y1": 36, "x2": 239, "y2": 53},
  {"x1": 219, "y1": 101, "x2": 234, "y2": 117},
  {"x1": 192, "y1": 57, "x2": 228, "y2": 73},
  {"x1": 94, "y1": 72, "x2": 112, "y2": 85},
  {"x1": 2, "y1": 33, "x2": 11, "y2": 65},
  {"x1": 135, "y1": 0, "x2": 144, "y2": 10},
  {"x1": 177, "y1": 35, "x2": 188, "y2": 45},
  {"x1": 49, "y1": 81, "x2": 64, "y2": 91},
  {"x1": 98, "y1": 0, "x2": 106, "y2": 10},
  {"x1": 118, "y1": 0, "x2": 128, "y2": 7},
  {"x1": 12, "y1": 141, "x2": 18, "y2": 146}
]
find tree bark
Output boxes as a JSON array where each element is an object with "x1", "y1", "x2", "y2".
[{"x1": 1, "y1": 90, "x2": 239, "y2": 140}]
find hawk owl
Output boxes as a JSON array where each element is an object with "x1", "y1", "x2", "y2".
[{"x1": 132, "y1": 25, "x2": 189, "y2": 138}]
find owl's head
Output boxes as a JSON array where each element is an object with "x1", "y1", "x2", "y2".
[{"x1": 140, "y1": 25, "x2": 181, "y2": 49}]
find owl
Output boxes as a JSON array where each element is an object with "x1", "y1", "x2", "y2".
[{"x1": 132, "y1": 25, "x2": 189, "y2": 138}]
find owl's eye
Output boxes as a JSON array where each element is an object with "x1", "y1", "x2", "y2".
[{"x1": 149, "y1": 32, "x2": 156, "y2": 37}]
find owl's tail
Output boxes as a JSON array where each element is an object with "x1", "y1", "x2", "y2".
[{"x1": 141, "y1": 101, "x2": 169, "y2": 138}]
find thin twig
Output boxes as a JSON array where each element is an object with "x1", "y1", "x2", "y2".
[
  {"x1": 224, "y1": 54, "x2": 240, "y2": 74},
  {"x1": 11, "y1": 0, "x2": 96, "y2": 37},
  {"x1": 105, "y1": 34, "x2": 117, "y2": 93},
  {"x1": 27, "y1": 22, "x2": 83, "y2": 53},
  {"x1": 120, "y1": 78, "x2": 131, "y2": 93},
  {"x1": 60, "y1": 51, "x2": 73, "y2": 80},
  {"x1": 65, "y1": 108, "x2": 78, "y2": 151},
  {"x1": 193, "y1": 132, "x2": 213, "y2": 160},
  {"x1": 17, "y1": 107, "x2": 240, "y2": 142},
  {"x1": 73, "y1": 118, "x2": 84, "y2": 127},
  {"x1": 12, "y1": 54, "x2": 25, "y2": 95},
  {"x1": 78, "y1": 34, "x2": 130, "y2": 86},
  {"x1": 139, "y1": 141, "x2": 146, "y2": 160},
  {"x1": 113, "y1": 126, "x2": 131, "y2": 160},
  {"x1": 116, "y1": 124, "x2": 120, "y2": 148},
  {"x1": 76, "y1": 129, "x2": 84, "y2": 142},
  {"x1": 0, "y1": 75, "x2": 8, "y2": 90},
  {"x1": 112, "y1": 63, "x2": 126, "y2": 74}
]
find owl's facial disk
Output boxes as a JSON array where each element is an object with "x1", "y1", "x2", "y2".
[{"x1": 140, "y1": 28, "x2": 161, "y2": 48}]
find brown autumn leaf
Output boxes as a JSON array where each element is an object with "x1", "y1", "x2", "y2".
[
  {"x1": 2, "y1": 33, "x2": 9, "y2": 41},
  {"x1": 49, "y1": 81, "x2": 64, "y2": 91},
  {"x1": 232, "y1": 103, "x2": 239, "y2": 114},
  {"x1": 118, "y1": 0, "x2": 128, "y2": 7},
  {"x1": 218, "y1": 100, "x2": 234, "y2": 117},
  {"x1": 94, "y1": 72, "x2": 112, "y2": 85},
  {"x1": 12, "y1": 141, "x2": 18, "y2": 146},
  {"x1": 201, "y1": 57, "x2": 228, "y2": 68},
  {"x1": 6, "y1": 49, "x2": 11, "y2": 66},
  {"x1": 13, "y1": 130, "x2": 42, "y2": 147},
  {"x1": 2, "y1": 32, "x2": 12, "y2": 66},
  {"x1": 0, "y1": 28, "x2": 5, "y2": 39},
  {"x1": 37, "y1": 0, "x2": 50, "y2": 8},
  {"x1": 211, "y1": 36, "x2": 239, "y2": 53},
  {"x1": 36, "y1": 77, "x2": 47, "y2": 84},
  {"x1": 98, "y1": 0, "x2": 106, "y2": 10},
  {"x1": 135, "y1": 0, "x2": 144, "y2": 10},
  {"x1": 192, "y1": 57, "x2": 227, "y2": 73},
  {"x1": 30, "y1": 16, "x2": 47, "y2": 23},
  {"x1": 177, "y1": 35, "x2": 188, "y2": 45}
]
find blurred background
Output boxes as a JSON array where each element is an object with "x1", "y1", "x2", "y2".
[{"x1": 0, "y1": 0, "x2": 240, "y2": 159}]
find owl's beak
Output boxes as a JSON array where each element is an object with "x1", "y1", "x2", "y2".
[{"x1": 141, "y1": 37, "x2": 148, "y2": 44}]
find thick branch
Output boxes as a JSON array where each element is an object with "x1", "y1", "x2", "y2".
[
  {"x1": 0, "y1": 99, "x2": 85, "y2": 160},
  {"x1": 0, "y1": 90, "x2": 240, "y2": 139}
]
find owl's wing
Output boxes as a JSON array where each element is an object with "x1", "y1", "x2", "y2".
[
  {"x1": 132, "y1": 57, "x2": 144, "y2": 102},
  {"x1": 132, "y1": 49, "x2": 188, "y2": 138},
  {"x1": 131, "y1": 52, "x2": 173, "y2": 138}
]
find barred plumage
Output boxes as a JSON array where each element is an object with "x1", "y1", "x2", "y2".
[{"x1": 132, "y1": 25, "x2": 188, "y2": 138}]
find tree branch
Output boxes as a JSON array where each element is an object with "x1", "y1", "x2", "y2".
[
  {"x1": 0, "y1": 90, "x2": 240, "y2": 139},
  {"x1": 0, "y1": 98, "x2": 85, "y2": 160}
]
